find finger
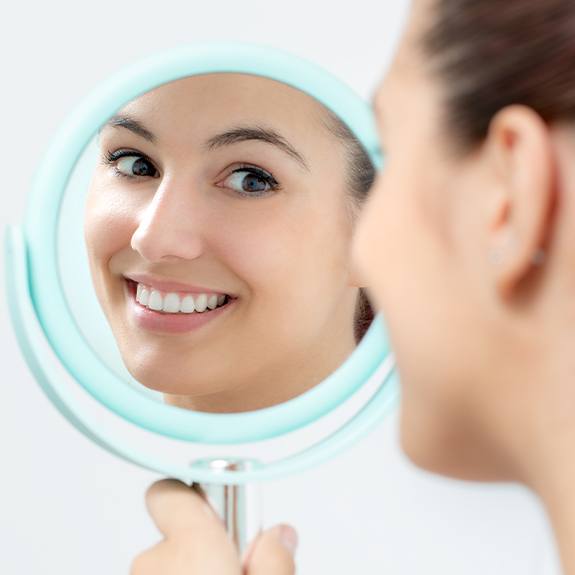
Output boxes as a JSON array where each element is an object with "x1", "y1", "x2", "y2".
[
  {"x1": 142, "y1": 480, "x2": 241, "y2": 573},
  {"x1": 145, "y1": 479, "x2": 223, "y2": 540},
  {"x1": 131, "y1": 538, "x2": 239, "y2": 575},
  {"x1": 244, "y1": 524, "x2": 297, "y2": 575},
  {"x1": 130, "y1": 540, "x2": 170, "y2": 575}
]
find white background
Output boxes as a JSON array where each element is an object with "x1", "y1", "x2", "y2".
[{"x1": 0, "y1": 1, "x2": 562, "y2": 574}]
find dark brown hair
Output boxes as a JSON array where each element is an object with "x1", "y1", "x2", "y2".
[
  {"x1": 324, "y1": 111, "x2": 376, "y2": 343},
  {"x1": 422, "y1": 0, "x2": 575, "y2": 155}
]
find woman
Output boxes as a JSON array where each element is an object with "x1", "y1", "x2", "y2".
[
  {"x1": 129, "y1": 0, "x2": 575, "y2": 573},
  {"x1": 85, "y1": 72, "x2": 374, "y2": 413},
  {"x1": 355, "y1": 1, "x2": 575, "y2": 572},
  {"x1": 355, "y1": 0, "x2": 575, "y2": 571}
]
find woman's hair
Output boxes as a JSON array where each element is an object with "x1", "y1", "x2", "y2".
[
  {"x1": 422, "y1": 0, "x2": 575, "y2": 156},
  {"x1": 323, "y1": 110, "x2": 377, "y2": 343}
]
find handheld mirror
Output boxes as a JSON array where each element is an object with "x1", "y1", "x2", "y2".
[{"x1": 4, "y1": 42, "x2": 398, "y2": 549}]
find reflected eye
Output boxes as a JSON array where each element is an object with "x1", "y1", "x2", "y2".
[
  {"x1": 219, "y1": 165, "x2": 280, "y2": 198},
  {"x1": 103, "y1": 149, "x2": 159, "y2": 179},
  {"x1": 117, "y1": 156, "x2": 157, "y2": 177}
]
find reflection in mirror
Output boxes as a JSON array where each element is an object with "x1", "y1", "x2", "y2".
[{"x1": 65, "y1": 73, "x2": 375, "y2": 413}]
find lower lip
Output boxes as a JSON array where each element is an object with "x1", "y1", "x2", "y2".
[{"x1": 124, "y1": 280, "x2": 237, "y2": 334}]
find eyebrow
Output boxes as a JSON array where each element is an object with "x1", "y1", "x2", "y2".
[
  {"x1": 103, "y1": 114, "x2": 156, "y2": 143},
  {"x1": 204, "y1": 126, "x2": 309, "y2": 171}
]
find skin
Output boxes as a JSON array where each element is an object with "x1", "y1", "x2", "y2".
[
  {"x1": 85, "y1": 73, "x2": 362, "y2": 413},
  {"x1": 130, "y1": 479, "x2": 296, "y2": 575},
  {"x1": 130, "y1": 1, "x2": 575, "y2": 572},
  {"x1": 353, "y1": 0, "x2": 575, "y2": 572}
]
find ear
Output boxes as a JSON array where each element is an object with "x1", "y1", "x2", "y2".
[{"x1": 484, "y1": 105, "x2": 556, "y2": 298}]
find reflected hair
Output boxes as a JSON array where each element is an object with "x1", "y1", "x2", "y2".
[
  {"x1": 422, "y1": 0, "x2": 575, "y2": 156},
  {"x1": 323, "y1": 110, "x2": 377, "y2": 344}
]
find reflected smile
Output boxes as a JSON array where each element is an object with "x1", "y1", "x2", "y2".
[
  {"x1": 125, "y1": 279, "x2": 233, "y2": 314},
  {"x1": 123, "y1": 279, "x2": 238, "y2": 334},
  {"x1": 135, "y1": 282, "x2": 229, "y2": 314}
]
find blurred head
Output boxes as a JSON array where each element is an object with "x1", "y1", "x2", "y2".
[
  {"x1": 85, "y1": 73, "x2": 374, "y2": 413},
  {"x1": 353, "y1": 0, "x2": 575, "y2": 481}
]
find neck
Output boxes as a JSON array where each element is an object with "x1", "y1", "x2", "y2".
[
  {"x1": 498, "y1": 346, "x2": 575, "y2": 575},
  {"x1": 479, "y1": 315, "x2": 575, "y2": 575},
  {"x1": 521, "y1": 428, "x2": 575, "y2": 575}
]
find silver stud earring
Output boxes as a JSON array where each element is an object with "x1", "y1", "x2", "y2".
[{"x1": 490, "y1": 234, "x2": 516, "y2": 266}]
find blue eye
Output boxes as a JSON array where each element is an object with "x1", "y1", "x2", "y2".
[
  {"x1": 104, "y1": 149, "x2": 159, "y2": 178},
  {"x1": 220, "y1": 166, "x2": 280, "y2": 198}
]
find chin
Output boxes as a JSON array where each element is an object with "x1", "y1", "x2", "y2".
[{"x1": 120, "y1": 350, "x2": 224, "y2": 397}]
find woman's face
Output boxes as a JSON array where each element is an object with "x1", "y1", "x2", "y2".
[
  {"x1": 85, "y1": 73, "x2": 361, "y2": 413},
  {"x1": 353, "y1": 0, "x2": 512, "y2": 478}
]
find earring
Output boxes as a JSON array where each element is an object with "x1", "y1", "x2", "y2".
[{"x1": 489, "y1": 233, "x2": 516, "y2": 266}]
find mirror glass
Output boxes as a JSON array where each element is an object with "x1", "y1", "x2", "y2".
[{"x1": 59, "y1": 72, "x2": 376, "y2": 414}]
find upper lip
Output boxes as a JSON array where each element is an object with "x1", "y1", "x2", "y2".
[{"x1": 124, "y1": 273, "x2": 235, "y2": 296}]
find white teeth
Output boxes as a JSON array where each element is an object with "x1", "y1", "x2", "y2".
[
  {"x1": 163, "y1": 293, "x2": 180, "y2": 313},
  {"x1": 148, "y1": 290, "x2": 163, "y2": 311},
  {"x1": 195, "y1": 293, "x2": 208, "y2": 312},
  {"x1": 180, "y1": 295, "x2": 196, "y2": 313},
  {"x1": 133, "y1": 282, "x2": 230, "y2": 314},
  {"x1": 138, "y1": 287, "x2": 149, "y2": 306}
]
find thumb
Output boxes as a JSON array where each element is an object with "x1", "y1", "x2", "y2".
[
  {"x1": 244, "y1": 524, "x2": 297, "y2": 575},
  {"x1": 145, "y1": 479, "x2": 224, "y2": 540},
  {"x1": 143, "y1": 478, "x2": 239, "y2": 572}
]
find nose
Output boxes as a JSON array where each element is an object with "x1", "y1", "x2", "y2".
[{"x1": 131, "y1": 179, "x2": 204, "y2": 263}]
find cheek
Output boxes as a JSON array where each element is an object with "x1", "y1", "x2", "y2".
[
  {"x1": 353, "y1": 167, "x2": 412, "y2": 310},
  {"x1": 354, "y1": 158, "x2": 455, "y2": 374},
  {"x1": 367, "y1": 163, "x2": 481, "y2": 455},
  {"x1": 222, "y1": 212, "x2": 315, "y2": 306},
  {"x1": 221, "y1": 195, "x2": 352, "y2": 338},
  {"x1": 362, "y1": 149, "x2": 456, "y2": 308},
  {"x1": 84, "y1": 183, "x2": 138, "y2": 278},
  {"x1": 228, "y1": 192, "x2": 347, "y2": 279}
]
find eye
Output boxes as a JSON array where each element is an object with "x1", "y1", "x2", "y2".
[
  {"x1": 117, "y1": 156, "x2": 158, "y2": 178},
  {"x1": 218, "y1": 165, "x2": 280, "y2": 198},
  {"x1": 103, "y1": 149, "x2": 159, "y2": 179}
]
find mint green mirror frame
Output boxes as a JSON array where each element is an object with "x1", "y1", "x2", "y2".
[{"x1": 5, "y1": 42, "x2": 399, "y2": 484}]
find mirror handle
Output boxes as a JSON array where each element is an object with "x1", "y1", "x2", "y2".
[{"x1": 191, "y1": 459, "x2": 261, "y2": 554}]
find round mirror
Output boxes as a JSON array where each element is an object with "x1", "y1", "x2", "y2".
[{"x1": 6, "y1": 43, "x2": 397, "y2": 483}]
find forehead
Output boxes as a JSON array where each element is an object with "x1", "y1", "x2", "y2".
[
  {"x1": 121, "y1": 74, "x2": 326, "y2": 128},
  {"x1": 373, "y1": 2, "x2": 430, "y2": 122}
]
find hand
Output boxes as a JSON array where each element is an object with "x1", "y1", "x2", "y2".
[{"x1": 130, "y1": 479, "x2": 297, "y2": 574}]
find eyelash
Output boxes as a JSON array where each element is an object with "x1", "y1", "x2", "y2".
[
  {"x1": 102, "y1": 149, "x2": 158, "y2": 180},
  {"x1": 225, "y1": 164, "x2": 281, "y2": 198},
  {"x1": 101, "y1": 149, "x2": 281, "y2": 198}
]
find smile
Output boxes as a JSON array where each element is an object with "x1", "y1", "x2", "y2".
[
  {"x1": 134, "y1": 282, "x2": 229, "y2": 314},
  {"x1": 124, "y1": 279, "x2": 237, "y2": 334}
]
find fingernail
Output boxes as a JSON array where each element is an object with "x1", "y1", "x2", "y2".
[{"x1": 278, "y1": 525, "x2": 298, "y2": 555}]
